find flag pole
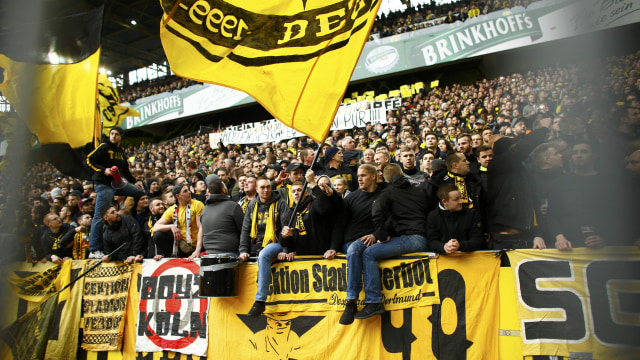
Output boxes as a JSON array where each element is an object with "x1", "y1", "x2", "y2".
[
  {"x1": 287, "y1": 138, "x2": 326, "y2": 228},
  {"x1": 58, "y1": 241, "x2": 130, "y2": 293}
]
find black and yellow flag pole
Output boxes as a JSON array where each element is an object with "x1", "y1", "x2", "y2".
[
  {"x1": 58, "y1": 241, "x2": 129, "y2": 293},
  {"x1": 287, "y1": 136, "x2": 326, "y2": 228}
]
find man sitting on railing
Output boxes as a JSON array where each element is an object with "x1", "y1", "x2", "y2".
[
  {"x1": 340, "y1": 164, "x2": 429, "y2": 324},
  {"x1": 239, "y1": 177, "x2": 288, "y2": 317}
]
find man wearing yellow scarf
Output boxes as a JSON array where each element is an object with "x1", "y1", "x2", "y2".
[{"x1": 238, "y1": 177, "x2": 288, "y2": 317}]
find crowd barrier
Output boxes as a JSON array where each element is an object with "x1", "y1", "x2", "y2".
[{"x1": 0, "y1": 247, "x2": 638, "y2": 359}]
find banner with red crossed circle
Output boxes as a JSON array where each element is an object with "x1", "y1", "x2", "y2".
[{"x1": 136, "y1": 258, "x2": 209, "y2": 356}]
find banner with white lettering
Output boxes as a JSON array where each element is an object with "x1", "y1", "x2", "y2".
[
  {"x1": 357, "y1": 0, "x2": 640, "y2": 78},
  {"x1": 508, "y1": 247, "x2": 640, "y2": 360},
  {"x1": 122, "y1": 84, "x2": 254, "y2": 130},
  {"x1": 136, "y1": 258, "x2": 209, "y2": 357},
  {"x1": 209, "y1": 98, "x2": 401, "y2": 146}
]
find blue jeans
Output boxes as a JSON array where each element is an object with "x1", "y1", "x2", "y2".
[
  {"x1": 89, "y1": 183, "x2": 145, "y2": 252},
  {"x1": 362, "y1": 234, "x2": 427, "y2": 303},
  {"x1": 344, "y1": 239, "x2": 367, "y2": 301},
  {"x1": 255, "y1": 242, "x2": 283, "y2": 302},
  {"x1": 345, "y1": 235, "x2": 427, "y2": 303}
]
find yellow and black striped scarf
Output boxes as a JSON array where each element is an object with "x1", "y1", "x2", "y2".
[
  {"x1": 239, "y1": 196, "x2": 253, "y2": 214},
  {"x1": 250, "y1": 202, "x2": 279, "y2": 248},
  {"x1": 72, "y1": 232, "x2": 89, "y2": 260},
  {"x1": 448, "y1": 171, "x2": 473, "y2": 208},
  {"x1": 50, "y1": 232, "x2": 65, "y2": 250},
  {"x1": 293, "y1": 204, "x2": 310, "y2": 236}
]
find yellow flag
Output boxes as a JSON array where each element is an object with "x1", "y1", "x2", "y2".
[
  {"x1": 0, "y1": 0, "x2": 105, "y2": 179},
  {"x1": 159, "y1": 0, "x2": 382, "y2": 142},
  {"x1": 98, "y1": 74, "x2": 140, "y2": 136},
  {"x1": 0, "y1": 52, "x2": 99, "y2": 149}
]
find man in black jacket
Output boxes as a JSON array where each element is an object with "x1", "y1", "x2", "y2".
[
  {"x1": 41, "y1": 213, "x2": 72, "y2": 264},
  {"x1": 422, "y1": 152, "x2": 485, "y2": 216},
  {"x1": 340, "y1": 164, "x2": 428, "y2": 324},
  {"x1": 427, "y1": 183, "x2": 483, "y2": 254},
  {"x1": 487, "y1": 126, "x2": 550, "y2": 250},
  {"x1": 328, "y1": 164, "x2": 382, "y2": 323},
  {"x1": 86, "y1": 127, "x2": 144, "y2": 259},
  {"x1": 320, "y1": 147, "x2": 357, "y2": 191},
  {"x1": 549, "y1": 142, "x2": 612, "y2": 250},
  {"x1": 280, "y1": 172, "x2": 343, "y2": 258},
  {"x1": 530, "y1": 142, "x2": 564, "y2": 249},
  {"x1": 100, "y1": 204, "x2": 145, "y2": 264},
  {"x1": 399, "y1": 146, "x2": 428, "y2": 185}
]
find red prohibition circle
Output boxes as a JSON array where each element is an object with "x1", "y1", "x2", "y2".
[{"x1": 139, "y1": 259, "x2": 209, "y2": 349}]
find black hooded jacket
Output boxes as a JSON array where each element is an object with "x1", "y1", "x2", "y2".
[
  {"x1": 372, "y1": 174, "x2": 429, "y2": 241},
  {"x1": 487, "y1": 128, "x2": 549, "y2": 233},
  {"x1": 281, "y1": 186, "x2": 343, "y2": 255},
  {"x1": 86, "y1": 140, "x2": 135, "y2": 185},
  {"x1": 102, "y1": 215, "x2": 145, "y2": 261}
]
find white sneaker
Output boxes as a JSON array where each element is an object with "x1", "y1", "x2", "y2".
[{"x1": 89, "y1": 251, "x2": 105, "y2": 259}]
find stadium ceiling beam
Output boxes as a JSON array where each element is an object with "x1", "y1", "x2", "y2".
[
  {"x1": 101, "y1": 38, "x2": 166, "y2": 73},
  {"x1": 103, "y1": 16, "x2": 158, "y2": 39}
]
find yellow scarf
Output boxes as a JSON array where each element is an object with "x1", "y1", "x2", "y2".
[
  {"x1": 286, "y1": 184, "x2": 295, "y2": 208},
  {"x1": 239, "y1": 197, "x2": 251, "y2": 214},
  {"x1": 72, "y1": 232, "x2": 89, "y2": 260},
  {"x1": 448, "y1": 171, "x2": 472, "y2": 208},
  {"x1": 250, "y1": 201, "x2": 278, "y2": 248},
  {"x1": 294, "y1": 205, "x2": 310, "y2": 236}
]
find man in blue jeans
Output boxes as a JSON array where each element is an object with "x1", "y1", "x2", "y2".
[
  {"x1": 340, "y1": 164, "x2": 429, "y2": 324},
  {"x1": 326, "y1": 164, "x2": 382, "y2": 323},
  {"x1": 238, "y1": 177, "x2": 288, "y2": 317},
  {"x1": 86, "y1": 127, "x2": 144, "y2": 259}
]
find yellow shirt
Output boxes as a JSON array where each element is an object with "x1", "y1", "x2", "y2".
[{"x1": 161, "y1": 199, "x2": 204, "y2": 245}]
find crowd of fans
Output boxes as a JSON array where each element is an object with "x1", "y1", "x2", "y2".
[
  {"x1": 119, "y1": 76, "x2": 199, "y2": 104},
  {"x1": 9, "y1": 47, "x2": 640, "y2": 265},
  {"x1": 117, "y1": 0, "x2": 541, "y2": 104},
  {"x1": 372, "y1": 0, "x2": 539, "y2": 38}
]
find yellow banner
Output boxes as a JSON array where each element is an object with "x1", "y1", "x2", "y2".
[
  {"x1": 159, "y1": 0, "x2": 382, "y2": 142},
  {"x1": 46, "y1": 260, "x2": 85, "y2": 360},
  {"x1": 260, "y1": 255, "x2": 439, "y2": 313},
  {"x1": 7, "y1": 262, "x2": 65, "y2": 303},
  {"x1": 81, "y1": 262, "x2": 133, "y2": 352},
  {"x1": 0, "y1": 292, "x2": 59, "y2": 360},
  {"x1": 498, "y1": 266, "x2": 525, "y2": 359},
  {"x1": 1, "y1": 253, "x2": 506, "y2": 359},
  {"x1": 1, "y1": 262, "x2": 57, "y2": 329},
  {"x1": 507, "y1": 247, "x2": 640, "y2": 360},
  {"x1": 209, "y1": 252, "x2": 499, "y2": 359}
]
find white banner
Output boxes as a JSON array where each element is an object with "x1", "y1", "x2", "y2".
[
  {"x1": 136, "y1": 258, "x2": 209, "y2": 356},
  {"x1": 209, "y1": 98, "x2": 401, "y2": 146}
]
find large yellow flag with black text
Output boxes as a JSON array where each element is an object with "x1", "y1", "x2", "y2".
[
  {"x1": 159, "y1": 0, "x2": 382, "y2": 142},
  {"x1": 0, "y1": 0, "x2": 104, "y2": 179}
]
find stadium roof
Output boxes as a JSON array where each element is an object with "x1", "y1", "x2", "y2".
[{"x1": 100, "y1": 0, "x2": 167, "y2": 77}]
